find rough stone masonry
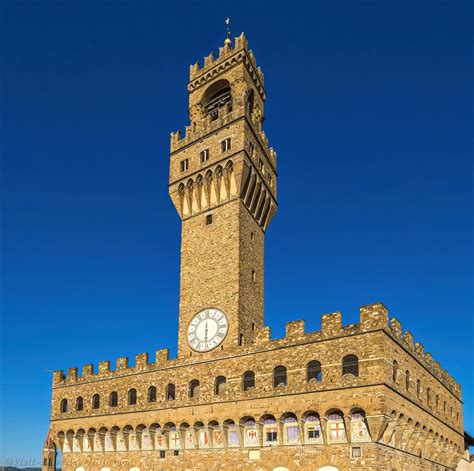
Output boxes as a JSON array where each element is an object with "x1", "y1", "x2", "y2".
[{"x1": 43, "y1": 32, "x2": 464, "y2": 471}]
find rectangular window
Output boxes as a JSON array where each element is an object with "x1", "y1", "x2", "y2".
[
  {"x1": 308, "y1": 428, "x2": 320, "y2": 439},
  {"x1": 258, "y1": 158, "x2": 264, "y2": 171},
  {"x1": 173, "y1": 450, "x2": 179, "y2": 456},
  {"x1": 200, "y1": 148, "x2": 209, "y2": 163},
  {"x1": 180, "y1": 159, "x2": 189, "y2": 172},
  {"x1": 252, "y1": 270, "x2": 256, "y2": 282},
  {"x1": 206, "y1": 214, "x2": 213, "y2": 225},
  {"x1": 221, "y1": 138, "x2": 231, "y2": 153},
  {"x1": 266, "y1": 431, "x2": 278, "y2": 442},
  {"x1": 351, "y1": 446, "x2": 362, "y2": 458},
  {"x1": 159, "y1": 450, "x2": 165, "y2": 458}
]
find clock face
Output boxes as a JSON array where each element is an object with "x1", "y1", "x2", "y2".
[{"x1": 187, "y1": 308, "x2": 229, "y2": 352}]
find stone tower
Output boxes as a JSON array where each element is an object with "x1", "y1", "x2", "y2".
[
  {"x1": 41, "y1": 434, "x2": 57, "y2": 471},
  {"x1": 169, "y1": 32, "x2": 277, "y2": 358}
]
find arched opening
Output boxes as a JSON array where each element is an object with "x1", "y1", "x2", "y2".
[
  {"x1": 405, "y1": 370, "x2": 410, "y2": 391},
  {"x1": 215, "y1": 376, "x2": 227, "y2": 395},
  {"x1": 109, "y1": 391, "x2": 118, "y2": 407},
  {"x1": 92, "y1": 394, "x2": 100, "y2": 410},
  {"x1": 307, "y1": 360, "x2": 322, "y2": 382},
  {"x1": 202, "y1": 79, "x2": 232, "y2": 121},
  {"x1": 128, "y1": 388, "x2": 137, "y2": 405},
  {"x1": 243, "y1": 371, "x2": 255, "y2": 390},
  {"x1": 166, "y1": 383, "x2": 175, "y2": 400},
  {"x1": 392, "y1": 360, "x2": 398, "y2": 382},
  {"x1": 75, "y1": 396, "x2": 83, "y2": 411},
  {"x1": 342, "y1": 355, "x2": 359, "y2": 376},
  {"x1": 60, "y1": 398, "x2": 68, "y2": 413},
  {"x1": 273, "y1": 366, "x2": 287, "y2": 387},
  {"x1": 189, "y1": 379, "x2": 200, "y2": 398},
  {"x1": 148, "y1": 385, "x2": 157, "y2": 403},
  {"x1": 326, "y1": 409, "x2": 346, "y2": 442}
]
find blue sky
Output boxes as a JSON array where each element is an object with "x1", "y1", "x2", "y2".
[{"x1": 1, "y1": 0, "x2": 472, "y2": 464}]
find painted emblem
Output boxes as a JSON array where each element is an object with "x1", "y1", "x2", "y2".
[
  {"x1": 228, "y1": 428, "x2": 239, "y2": 447},
  {"x1": 352, "y1": 421, "x2": 370, "y2": 442},
  {"x1": 169, "y1": 431, "x2": 181, "y2": 449},
  {"x1": 245, "y1": 428, "x2": 259, "y2": 446},
  {"x1": 213, "y1": 429, "x2": 224, "y2": 447},
  {"x1": 286, "y1": 425, "x2": 299, "y2": 443},
  {"x1": 329, "y1": 421, "x2": 346, "y2": 441},
  {"x1": 198, "y1": 430, "x2": 210, "y2": 448}
]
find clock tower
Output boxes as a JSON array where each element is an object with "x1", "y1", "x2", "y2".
[{"x1": 169, "y1": 32, "x2": 277, "y2": 358}]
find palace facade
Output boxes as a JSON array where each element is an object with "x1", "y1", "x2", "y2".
[{"x1": 43, "y1": 32, "x2": 464, "y2": 471}]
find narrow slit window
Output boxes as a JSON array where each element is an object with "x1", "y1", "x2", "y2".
[
  {"x1": 200, "y1": 149, "x2": 209, "y2": 163},
  {"x1": 180, "y1": 159, "x2": 189, "y2": 172},
  {"x1": 221, "y1": 138, "x2": 231, "y2": 153},
  {"x1": 206, "y1": 214, "x2": 213, "y2": 225}
]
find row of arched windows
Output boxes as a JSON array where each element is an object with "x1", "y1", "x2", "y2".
[
  {"x1": 59, "y1": 356, "x2": 360, "y2": 414},
  {"x1": 392, "y1": 360, "x2": 459, "y2": 423}
]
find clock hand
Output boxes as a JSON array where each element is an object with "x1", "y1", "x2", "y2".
[{"x1": 204, "y1": 320, "x2": 208, "y2": 342}]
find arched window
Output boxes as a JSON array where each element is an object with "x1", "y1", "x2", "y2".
[
  {"x1": 342, "y1": 355, "x2": 359, "y2": 376},
  {"x1": 427, "y1": 387, "x2": 431, "y2": 406},
  {"x1": 273, "y1": 366, "x2": 287, "y2": 387},
  {"x1": 215, "y1": 376, "x2": 227, "y2": 395},
  {"x1": 60, "y1": 398, "x2": 68, "y2": 413},
  {"x1": 148, "y1": 386, "x2": 157, "y2": 403},
  {"x1": 76, "y1": 396, "x2": 83, "y2": 411},
  {"x1": 202, "y1": 79, "x2": 232, "y2": 120},
  {"x1": 166, "y1": 383, "x2": 175, "y2": 401},
  {"x1": 405, "y1": 370, "x2": 410, "y2": 391},
  {"x1": 307, "y1": 360, "x2": 322, "y2": 382},
  {"x1": 416, "y1": 380, "x2": 421, "y2": 399},
  {"x1": 128, "y1": 388, "x2": 137, "y2": 405},
  {"x1": 189, "y1": 380, "x2": 200, "y2": 398},
  {"x1": 92, "y1": 394, "x2": 100, "y2": 409},
  {"x1": 392, "y1": 360, "x2": 398, "y2": 382},
  {"x1": 443, "y1": 401, "x2": 446, "y2": 415},
  {"x1": 109, "y1": 391, "x2": 118, "y2": 407},
  {"x1": 435, "y1": 394, "x2": 439, "y2": 411},
  {"x1": 243, "y1": 371, "x2": 255, "y2": 391}
]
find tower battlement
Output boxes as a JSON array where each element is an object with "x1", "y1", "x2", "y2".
[
  {"x1": 52, "y1": 303, "x2": 460, "y2": 397},
  {"x1": 188, "y1": 33, "x2": 264, "y2": 87}
]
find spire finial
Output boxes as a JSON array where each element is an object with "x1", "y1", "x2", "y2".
[{"x1": 224, "y1": 17, "x2": 232, "y2": 47}]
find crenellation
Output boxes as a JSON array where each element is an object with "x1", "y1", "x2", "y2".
[
  {"x1": 321, "y1": 311, "x2": 342, "y2": 336},
  {"x1": 53, "y1": 370, "x2": 64, "y2": 385},
  {"x1": 155, "y1": 348, "x2": 169, "y2": 364},
  {"x1": 403, "y1": 330, "x2": 415, "y2": 351},
  {"x1": 389, "y1": 317, "x2": 403, "y2": 339},
  {"x1": 360, "y1": 302, "x2": 388, "y2": 330},
  {"x1": 285, "y1": 319, "x2": 305, "y2": 340},
  {"x1": 66, "y1": 368, "x2": 78, "y2": 383},
  {"x1": 135, "y1": 353, "x2": 149, "y2": 370},
  {"x1": 189, "y1": 33, "x2": 250, "y2": 82},
  {"x1": 82, "y1": 364, "x2": 94, "y2": 377},
  {"x1": 98, "y1": 361, "x2": 110, "y2": 375},
  {"x1": 204, "y1": 52, "x2": 214, "y2": 67},
  {"x1": 254, "y1": 326, "x2": 271, "y2": 345},
  {"x1": 415, "y1": 342, "x2": 425, "y2": 358},
  {"x1": 116, "y1": 357, "x2": 129, "y2": 371}
]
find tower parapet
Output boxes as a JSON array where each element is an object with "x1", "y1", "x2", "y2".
[{"x1": 51, "y1": 303, "x2": 460, "y2": 397}]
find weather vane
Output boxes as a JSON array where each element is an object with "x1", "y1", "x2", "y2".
[{"x1": 225, "y1": 17, "x2": 231, "y2": 43}]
